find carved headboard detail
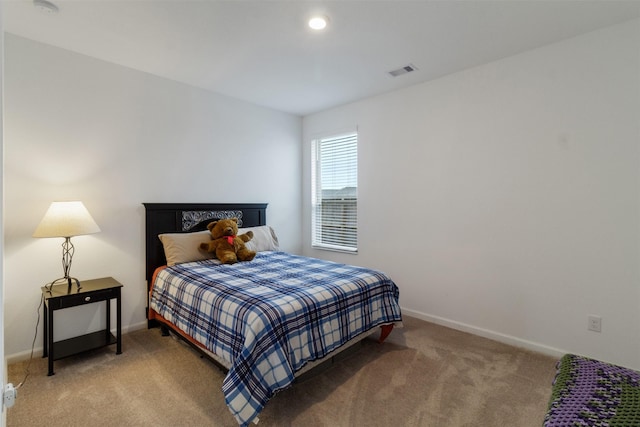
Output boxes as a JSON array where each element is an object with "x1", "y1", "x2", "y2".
[{"x1": 182, "y1": 210, "x2": 244, "y2": 231}]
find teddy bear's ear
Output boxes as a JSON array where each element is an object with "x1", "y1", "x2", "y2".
[
  {"x1": 231, "y1": 218, "x2": 238, "y2": 224},
  {"x1": 207, "y1": 221, "x2": 218, "y2": 231}
]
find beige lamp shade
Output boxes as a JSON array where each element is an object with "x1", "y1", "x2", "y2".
[{"x1": 33, "y1": 201, "x2": 101, "y2": 238}]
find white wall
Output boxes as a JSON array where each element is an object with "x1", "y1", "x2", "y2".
[
  {"x1": 3, "y1": 34, "x2": 302, "y2": 359},
  {"x1": 303, "y1": 20, "x2": 640, "y2": 369}
]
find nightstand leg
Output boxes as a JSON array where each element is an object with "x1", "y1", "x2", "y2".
[
  {"x1": 105, "y1": 299, "x2": 111, "y2": 342},
  {"x1": 47, "y1": 303, "x2": 54, "y2": 376},
  {"x1": 116, "y1": 289, "x2": 122, "y2": 354},
  {"x1": 42, "y1": 302, "x2": 48, "y2": 358}
]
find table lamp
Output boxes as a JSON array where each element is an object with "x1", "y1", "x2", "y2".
[{"x1": 33, "y1": 201, "x2": 101, "y2": 290}]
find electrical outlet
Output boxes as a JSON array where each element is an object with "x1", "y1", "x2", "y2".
[
  {"x1": 588, "y1": 315, "x2": 602, "y2": 333},
  {"x1": 3, "y1": 383, "x2": 16, "y2": 408}
]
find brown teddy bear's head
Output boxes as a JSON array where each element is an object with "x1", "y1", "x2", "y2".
[{"x1": 207, "y1": 218, "x2": 239, "y2": 239}]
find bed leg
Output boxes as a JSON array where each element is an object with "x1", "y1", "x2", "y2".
[
  {"x1": 378, "y1": 324, "x2": 394, "y2": 343},
  {"x1": 160, "y1": 325, "x2": 170, "y2": 337}
]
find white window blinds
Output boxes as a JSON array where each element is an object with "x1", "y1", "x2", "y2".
[{"x1": 311, "y1": 132, "x2": 358, "y2": 252}]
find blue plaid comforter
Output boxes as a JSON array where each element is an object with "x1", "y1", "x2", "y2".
[{"x1": 149, "y1": 251, "x2": 402, "y2": 426}]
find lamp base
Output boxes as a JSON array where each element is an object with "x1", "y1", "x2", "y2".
[{"x1": 45, "y1": 276, "x2": 82, "y2": 292}]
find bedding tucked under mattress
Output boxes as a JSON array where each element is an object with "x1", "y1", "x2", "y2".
[{"x1": 149, "y1": 251, "x2": 402, "y2": 426}]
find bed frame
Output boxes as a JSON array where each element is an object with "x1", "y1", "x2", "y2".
[{"x1": 143, "y1": 202, "x2": 393, "y2": 375}]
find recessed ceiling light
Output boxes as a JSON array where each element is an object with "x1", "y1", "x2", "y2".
[
  {"x1": 33, "y1": 0, "x2": 59, "y2": 14},
  {"x1": 308, "y1": 16, "x2": 328, "y2": 30}
]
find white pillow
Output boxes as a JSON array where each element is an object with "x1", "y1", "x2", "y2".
[
  {"x1": 238, "y1": 225, "x2": 279, "y2": 252},
  {"x1": 158, "y1": 230, "x2": 213, "y2": 266}
]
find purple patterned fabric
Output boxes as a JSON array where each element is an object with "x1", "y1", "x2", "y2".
[{"x1": 544, "y1": 354, "x2": 640, "y2": 427}]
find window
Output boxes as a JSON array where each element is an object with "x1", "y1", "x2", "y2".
[{"x1": 311, "y1": 132, "x2": 358, "y2": 252}]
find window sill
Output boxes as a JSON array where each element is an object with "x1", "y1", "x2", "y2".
[{"x1": 311, "y1": 244, "x2": 358, "y2": 255}]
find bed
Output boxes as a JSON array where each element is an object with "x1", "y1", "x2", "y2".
[{"x1": 144, "y1": 203, "x2": 403, "y2": 426}]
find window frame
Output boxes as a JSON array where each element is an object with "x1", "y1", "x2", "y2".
[{"x1": 311, "y1": 131, "x2": 358, "y2": 254}]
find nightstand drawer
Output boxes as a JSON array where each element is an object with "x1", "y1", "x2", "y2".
[{"x1": 57, "y1": 289, "x2": 116, "y2": 308}]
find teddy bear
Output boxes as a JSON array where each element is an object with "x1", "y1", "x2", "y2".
[{"x1": 199, "y1": 218, "x2": 256, "y2": 264}]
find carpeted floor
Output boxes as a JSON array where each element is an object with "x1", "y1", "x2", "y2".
[{"x1": 7, "y1": 316, "x2": 557, "y2": 426}]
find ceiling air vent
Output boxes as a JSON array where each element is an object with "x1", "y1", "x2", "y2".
[{"x1": 388, "y1": 64, "x2": 418, "y2": 77}]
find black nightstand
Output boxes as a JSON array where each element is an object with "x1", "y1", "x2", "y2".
[{"x1": 42, "y1": 277, "x2": 123, "y2": 376}]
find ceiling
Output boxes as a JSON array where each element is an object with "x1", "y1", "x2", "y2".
[{"x1": 4, "y1": 0, "x2": 640, "y2": 116}]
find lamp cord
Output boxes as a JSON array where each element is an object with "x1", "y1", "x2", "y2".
[{"x1": 16, "y1": 293, "x2": 43, "y2": 390}]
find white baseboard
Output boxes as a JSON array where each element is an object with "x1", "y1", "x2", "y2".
[
  {"x1": 402, "y1": 307, "x2": 566, "y2": 359},
  {"x1": 7, "y1": 312, "x2": 566, "y2": 364},
  {"x1": 5, "y1": 320, "x2": 148, "y2": 364}
]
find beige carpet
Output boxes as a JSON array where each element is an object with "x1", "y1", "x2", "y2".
[{"x1": 7, "y1": 316, "x2": 557, "y2": 426}]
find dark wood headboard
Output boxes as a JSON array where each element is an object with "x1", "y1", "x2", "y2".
[{"x1": 143, "y1": 203, "x2": 268, "y2": 289}]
